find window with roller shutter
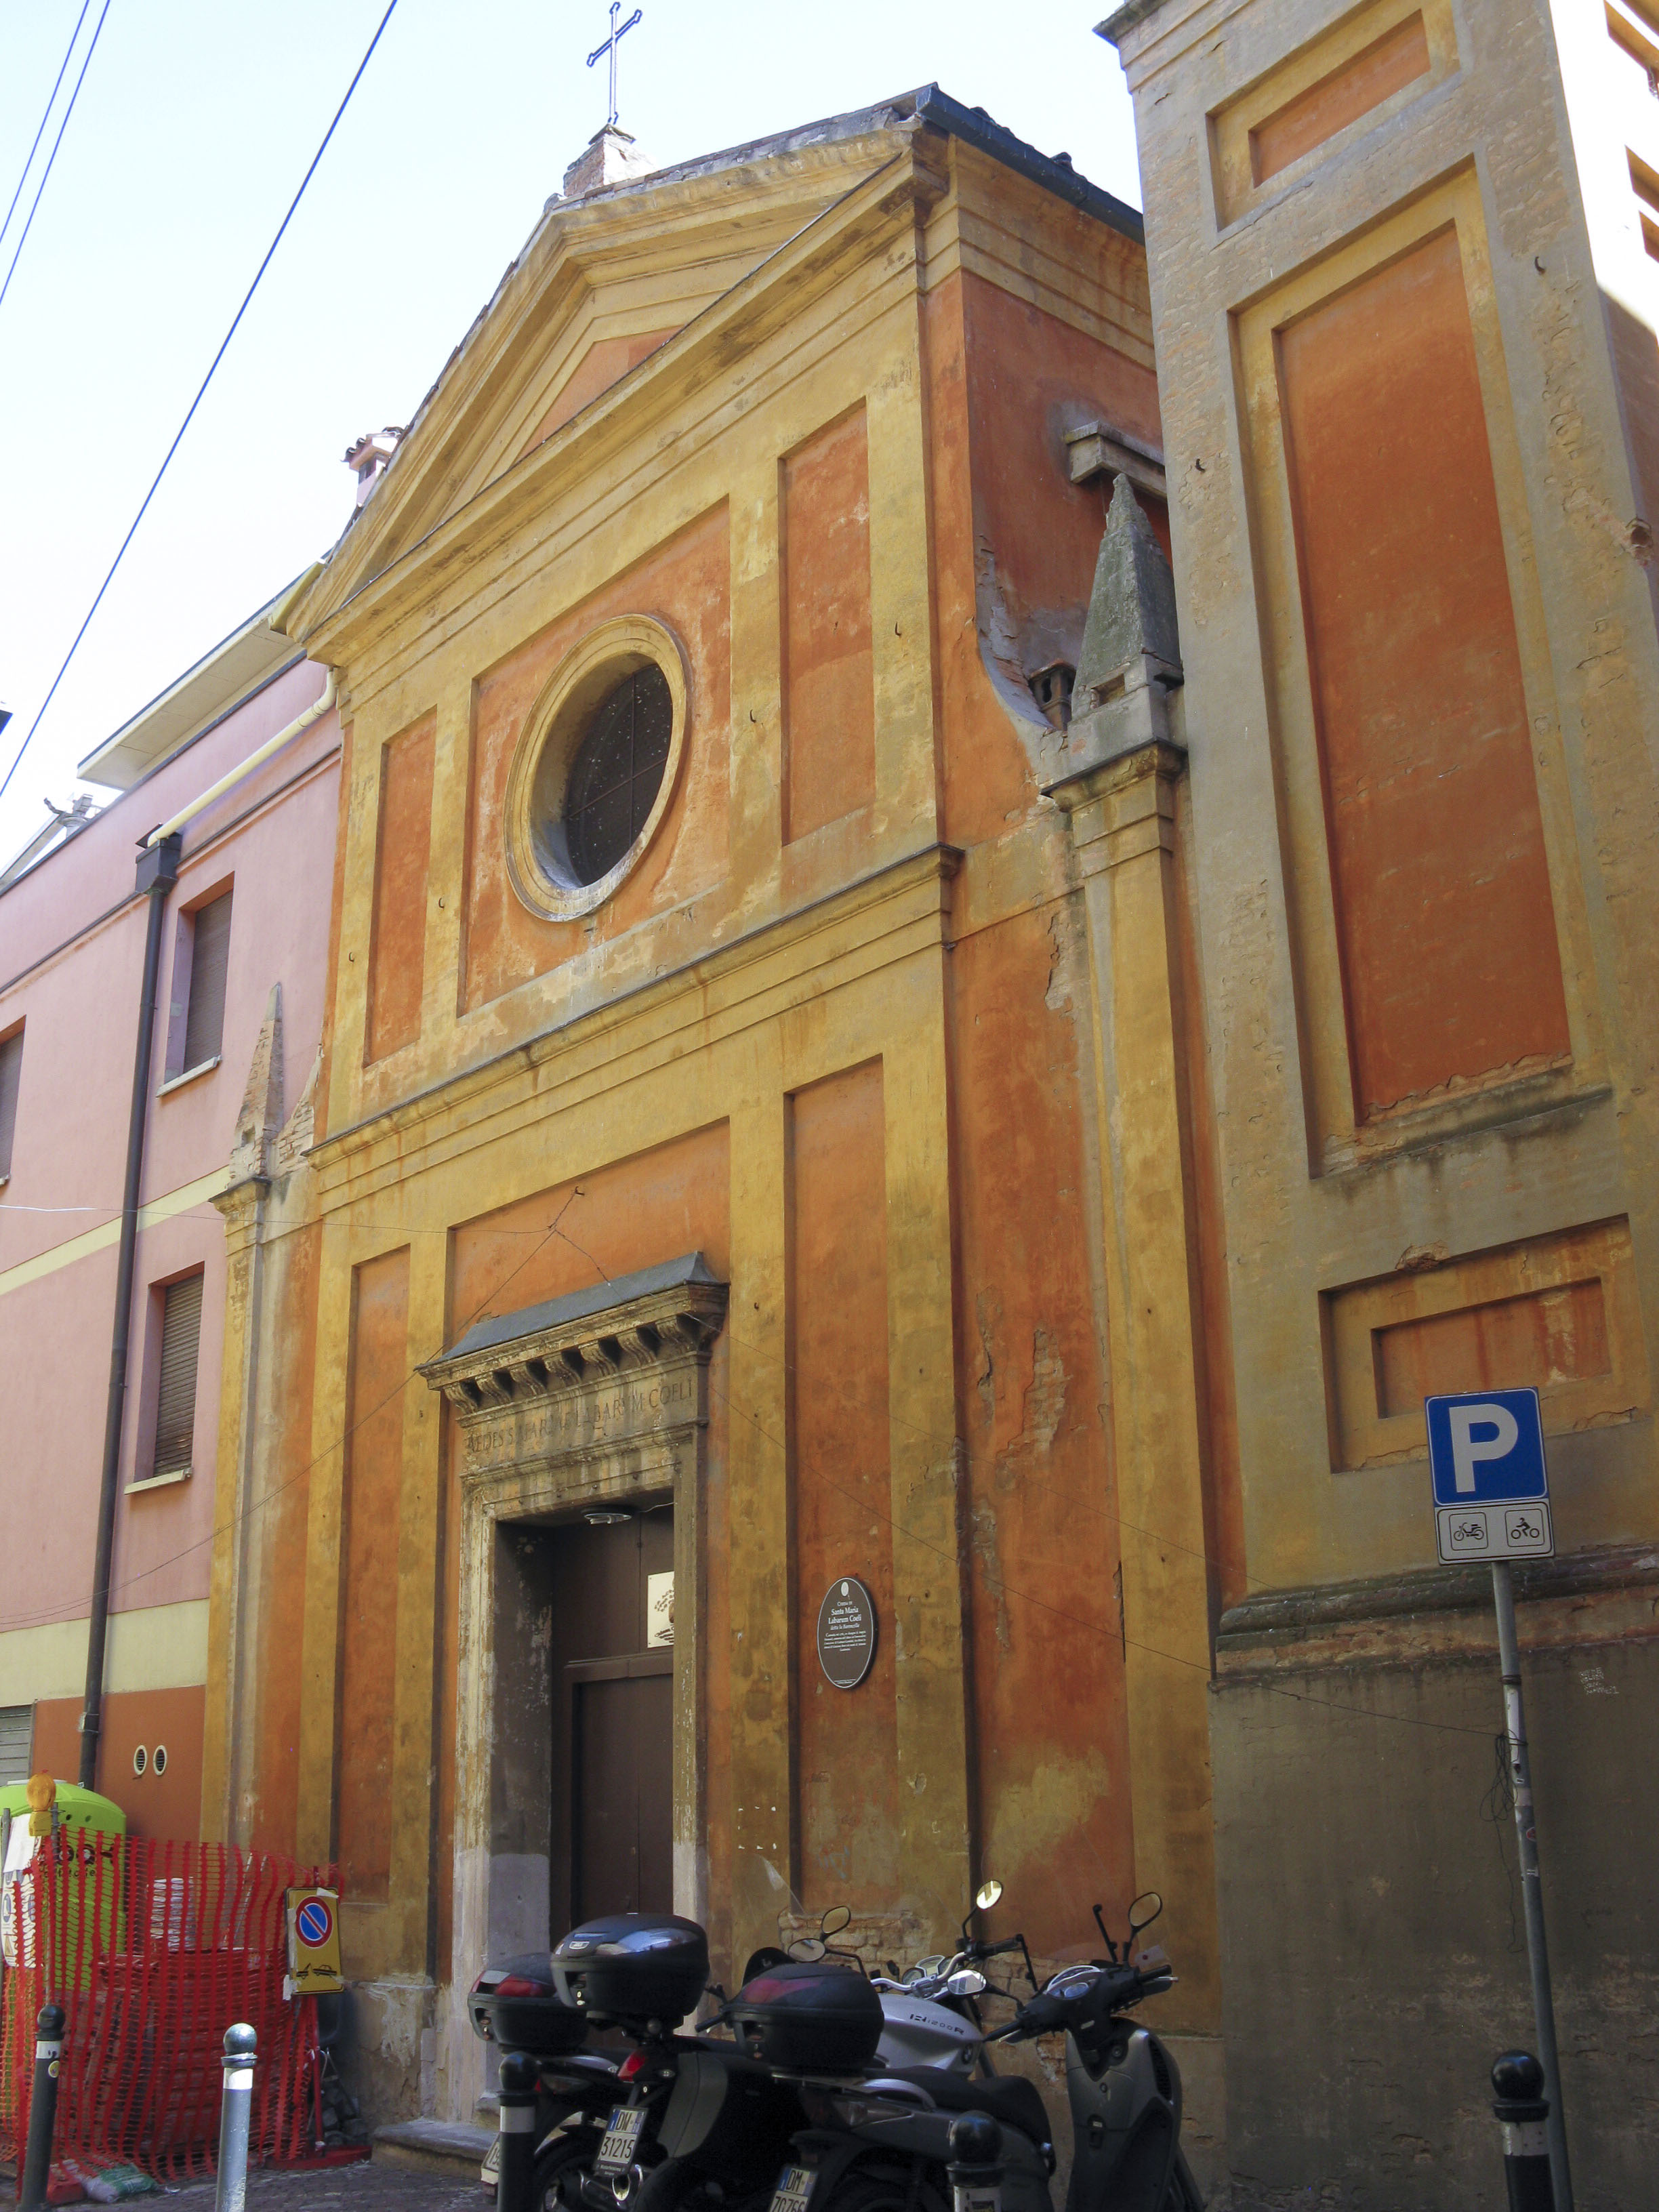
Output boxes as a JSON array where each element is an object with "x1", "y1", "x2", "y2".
[
  {"x1": 181, "y1": 890, "x2": 232, "y2": 1072},
  {"x1": 0, "y1": 1026, "x2": 21, "y2": 1179},
  {"x1": 152, "y1": 1273, "x2": 203, "y2": 1479},
  {"x1": 0, "y1": 1707, "x2": 30, "y2": 1785}
]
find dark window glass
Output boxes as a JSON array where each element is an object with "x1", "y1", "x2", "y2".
[
  {"x1": 0, "y1": 1027, "x2": 22, "y2": 1179},
  {"x1": 0, "y1": 1706, "x2": 29, "y2": 1784},
  {"x1": 152, "y1": 1273, "x2": 204, "y2": 1477},
  {"x1": 182, "y1": 890, "x2": 232, "y2": 1071},
  {"x1": 564, "y1": 665, "x2": 673, "y2": 887}
]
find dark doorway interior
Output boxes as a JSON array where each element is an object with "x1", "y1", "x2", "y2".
[{"x1": 547, "y1": 1509, "x2": 674, "y2": 1929}]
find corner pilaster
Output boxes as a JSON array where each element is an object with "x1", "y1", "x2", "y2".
[
  {"x1": 201, "y1": 1174, "x2": 267, "y2": 1843},
  {"x1": 1048, "y1": 737, "x2": 1221, "y2": 2029}
]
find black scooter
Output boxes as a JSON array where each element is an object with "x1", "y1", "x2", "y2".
[
  {"x1": 771, "y1": 1893, "x2": 1204, "y2": 2212},
  {"x1": 553, "y1": 1914, "x2": 808, "y2": 2212},
  {"x1": 474, "y1": 1915, "x2": 836, "y2": 2212},
  {"x1": 470, "y1": 1952, "x2": 624, "y2": 2209}
]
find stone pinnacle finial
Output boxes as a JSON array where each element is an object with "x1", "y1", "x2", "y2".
[
  {"x1": 1062, "y1": 475, "x2": 1184, "y2": 764},
  {"x1": 227, "y1": 984, "x2": 284, "y2": 1188},
  {"x1": 1073, "y1": 474, "x2": 1181, "y2": 708}
]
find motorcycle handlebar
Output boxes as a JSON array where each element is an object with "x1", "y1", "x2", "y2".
[
  {"x1": 1006, "y1": 1992, "x2": 1069, "y2": 2036},
  {"x1": 994, "y1": 1962, "x2": 1169, "y2": 2041}
]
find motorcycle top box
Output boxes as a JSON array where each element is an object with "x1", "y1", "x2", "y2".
[
  {"x1": 552, "y1": 1912, "x2": 710, "y2": 2026},
  {"x1": 726, "y1": 1957, "x2": 884, "y2": 2074},
  {"x1": 467, "y1": 1952, "x2": 589, "y2": 2054}
]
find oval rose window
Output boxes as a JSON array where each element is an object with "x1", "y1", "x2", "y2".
[
  {"x1": 562, "y1": 663, "x2": 674, "y2": 886},
  {"x1": 504, "y1": 616, "x2": 690, "y2": 922}
]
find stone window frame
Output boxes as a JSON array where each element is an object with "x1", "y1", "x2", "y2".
[{"x1": 503, "y1": 614, "x2": 691, "y2": 922}]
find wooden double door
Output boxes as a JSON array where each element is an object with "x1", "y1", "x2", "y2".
[{"x1": 548, "y1": 1509, "x2": 675, "y2": 1931}]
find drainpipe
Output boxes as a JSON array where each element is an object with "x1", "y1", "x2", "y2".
[
  {"x1": 80, "y1": 832, "x2": 181, "y2": 1788},
  {"x1": 142, "y1": 671, "x2": 336, "y2": 851}
]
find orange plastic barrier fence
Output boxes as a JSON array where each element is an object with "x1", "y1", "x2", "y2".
[{"x1": 1, "y1": 1835, "x2": 337, "y2": 2180}]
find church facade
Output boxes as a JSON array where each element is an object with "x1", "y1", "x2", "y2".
[{"x1": 203, "y1": 89, "x2": 1231, "y2": 2145}]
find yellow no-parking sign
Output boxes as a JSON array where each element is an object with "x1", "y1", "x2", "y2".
[{"x1": 285, "y1": 1885, "x2": 344, "y2": 1994}]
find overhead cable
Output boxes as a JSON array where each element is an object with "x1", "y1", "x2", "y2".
[
  {"x1": 0, "y1": 0, "x2": 401, "y2": 806},
  {"x1": 0, "y1": 0, "x2": 94, "y2": 256},
  {"x1": 0, "y1": 0, "x2": 112, "y2": 319}
]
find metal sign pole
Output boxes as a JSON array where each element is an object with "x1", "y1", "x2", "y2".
[{"x1": 1491, "y1": 1560, "x2": 1572, "y2": 2212}]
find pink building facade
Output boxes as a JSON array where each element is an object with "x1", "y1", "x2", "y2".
[{"x1": 0, "y1": 607, "x2": 339, "y2": 1839}]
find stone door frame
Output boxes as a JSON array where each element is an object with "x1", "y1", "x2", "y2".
[{"x1": 420, "y1": 1254, "x2": 726, "y2": 2118}]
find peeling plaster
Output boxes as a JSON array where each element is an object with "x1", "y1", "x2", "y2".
[
  {"x1": 996, "y1": 1327, "x2": 1069, "y2": 1496},
  {"x1": 973, "y1": 535, "x2": 1083, "y2": 786}
]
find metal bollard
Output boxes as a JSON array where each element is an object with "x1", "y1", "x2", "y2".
[
  {"x1": 496, "y1": 2051, "x2": 539, "y2": 2212},
  {"x1": 19, "y1": 2001, "x2": 66, "y2": 2212},
  {"x1": 946, "y1": 2111, "x2": 1005, "y2": 2212},
  {"x1": 215, "y1": 2024, "x2": 258, "y2": 2212},
  {"x1": 1492, "y1": 2051, "x2": 1555, "y2": 2212}
]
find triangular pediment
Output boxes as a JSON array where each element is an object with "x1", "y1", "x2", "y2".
[{"x1": 300, "y1": 112, "x2": 920, "y2": 629}]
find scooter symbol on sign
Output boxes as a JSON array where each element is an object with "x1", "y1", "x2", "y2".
[{"x1": 1427, "y1": 1390, "x2": 1551, "y2": 1564}]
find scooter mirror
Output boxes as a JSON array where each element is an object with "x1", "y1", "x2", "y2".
[
  {"x1": 1128, "y1": 1890, "x2": 1164, "y2": 1933},
  {"x1": 821, "y1": 1905, "x2": 853, "y2": 1938},
  {"x1": 790, "y1": 1937, "x2": 827, "y2": 1962},
  {"x1": 974, "y1": 1879, "x2": 1004, "y2": 1912},
  {"x1": 946, "y1": 1969, "x2": 989, "y2": 1996}
]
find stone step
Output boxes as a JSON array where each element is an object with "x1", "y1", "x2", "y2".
[{"x1": 372, "y1": 2118, "x2": 494, "y2": 2182}]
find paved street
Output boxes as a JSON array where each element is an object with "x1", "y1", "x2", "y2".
[{"x1": 171, "y1": 2160, "x2": 485, "y2": 2212}]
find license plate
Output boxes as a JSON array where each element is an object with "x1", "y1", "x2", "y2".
[
  {"x1": 596, "y1": 2105, "x2": 647, "y2": 2175},
  {"x1": 771, "y1": 2166, "x2": 815, "y2": 2212}
]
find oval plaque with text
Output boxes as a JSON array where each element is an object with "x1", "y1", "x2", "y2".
[{"x1": 816, "y1": 1576, "x2": 876, "y2": 1690}]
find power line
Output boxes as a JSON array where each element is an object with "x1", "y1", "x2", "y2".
[
  {"x1": 0, "y1": 0, "x2": 94, "y2": 257},
  {"x1": 0, "y1": 0, "x2": 112, "y2": 320},
  {"x1": 0, "y1": 0, "x2": 403, "y2": 807}
]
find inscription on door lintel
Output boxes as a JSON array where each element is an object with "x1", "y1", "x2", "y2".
[{"x1": 462, "y1": 1367, "x2": 701, "y2": 1475}]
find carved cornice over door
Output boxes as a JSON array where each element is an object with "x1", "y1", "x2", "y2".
[{"x1": 419, "y1": 1252, "x2": 728, "y2": 1491}]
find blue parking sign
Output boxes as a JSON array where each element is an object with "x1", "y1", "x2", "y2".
[{"x1": 1426, "y1": 1389, "x2": 1548, "y2": 1505}]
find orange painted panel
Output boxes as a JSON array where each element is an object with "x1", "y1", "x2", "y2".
[
  {"x1": 781, "y1": 410, "x2": 876, "y2": 843},
  {"x1": 1374, "y1": 1276, "x2": 1609, "y2": 1415},
  {"x1": 1251, "y1": 14, "x2": 1431, "y2": 184},
  {"x1": 1278, "y1": 228, "x2": 1570, "y2": 1118},
  {"x1": 337, "y1": 1247, "x2": 409, "y2": 1904},
  {"x1": 33, "y1": 1686, "x2": 205, "y2": 1842},
  {"x1": 447, "y1": 1125, "x2": 731, "y2": 1324},
  {"x1": 367, "y1": 716, "x2": 435, "y2": 1062},
  {"x1": 464, "y1": 509, "x2": 730, "y2": 1010},
  {"x1": 521, "y1": 329, "x2": 682, "y2": 455},
  {"x1": 948, "y1": 909, "x2": 1133, "y2": 1954},
  {"x1": 788, "y1": 1061, "x2": 899, "y2": 1908}
]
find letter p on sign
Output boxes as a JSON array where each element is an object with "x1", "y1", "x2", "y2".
[
  {"x1": 1426, "y1": 1388, "x2": 1548, "y2": 1509},
  {"x1": 1449, "y1": 1402, "x2": 1519, "y2": 1492}
]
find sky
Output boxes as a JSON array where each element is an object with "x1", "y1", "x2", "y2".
[{"x1": 0, "y1": 1, "x2": 1141, "y2": 869}]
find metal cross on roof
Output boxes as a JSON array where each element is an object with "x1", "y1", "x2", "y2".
[{"x1": 588, "y1": 3, "x2": 642, "y2": 130}]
